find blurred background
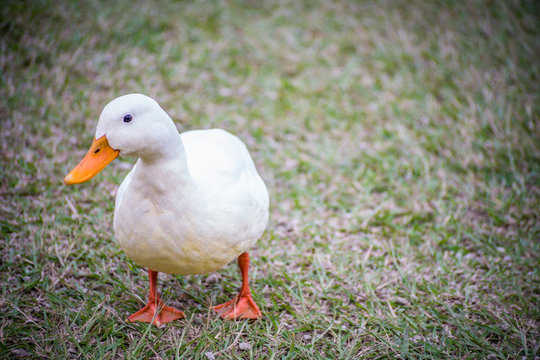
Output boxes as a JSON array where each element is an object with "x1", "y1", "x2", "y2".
[{"x1": 1, "y1": 0, "x2": 538, "y2": 358}]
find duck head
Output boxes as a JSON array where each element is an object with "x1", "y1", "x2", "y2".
[{"x1": 64, "y1": 93, "x2": 178, "y2": 185}]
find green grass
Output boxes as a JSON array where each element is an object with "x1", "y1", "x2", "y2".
[{"x1": 1, "y1": 0, "x2": 539, "y2": 358}]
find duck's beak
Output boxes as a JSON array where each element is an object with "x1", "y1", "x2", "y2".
[{"x1": 64, "y1": 135, "x2": 120, "y2": 185}]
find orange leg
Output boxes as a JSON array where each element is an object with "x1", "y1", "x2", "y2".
[
  {"x1": 213, "y1": 252, "x2": 262, "y2": 320},
  {"x1": 127, "y1": 269, "x2": 185, "y2": 326}
]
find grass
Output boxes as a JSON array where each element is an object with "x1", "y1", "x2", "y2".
[{"x1": 1, "y1": 0, "x2": 539, "y2": 358}]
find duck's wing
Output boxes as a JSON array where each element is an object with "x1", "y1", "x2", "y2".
[
  {"x1": 181, "y1": 129, "x2": 262, "y2": 195},
  {"x1": 181, "y1": 129, "x2": 269, "y2": 235}
]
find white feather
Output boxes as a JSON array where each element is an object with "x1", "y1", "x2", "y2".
[{"x1": 98, "y1": 94, "x2": 269, "y2": 274}]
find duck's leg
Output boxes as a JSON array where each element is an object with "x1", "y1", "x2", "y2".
[
  {"x1": 213, "y1": 252, "x2": 262, "y2": 320},
  {"x1": 127, "y1": 269, "x2": 185, "y2": 326}
]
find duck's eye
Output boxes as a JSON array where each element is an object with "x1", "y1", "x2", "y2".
[{"x1": 123, "y1": 114, "x2": 133, "y2": 123}]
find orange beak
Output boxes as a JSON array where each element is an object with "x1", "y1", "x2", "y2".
[{"x1": 64, "y1": 135, "x2": 120, "y2": 185}]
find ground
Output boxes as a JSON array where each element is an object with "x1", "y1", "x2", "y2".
[{"x1": 0, "y1": 0, "x2": 539, "y2": 359}]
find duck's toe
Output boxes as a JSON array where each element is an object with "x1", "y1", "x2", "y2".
[{"x1": 213, "y1": 294, "x2": 262, "y2": 320}]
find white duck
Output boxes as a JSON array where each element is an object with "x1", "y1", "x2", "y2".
[{"x1": 64, "y1": 94, "x2": 269, "y2": 325}]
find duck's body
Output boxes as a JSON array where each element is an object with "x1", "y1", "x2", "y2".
[
  {"x1": 114, "y1": 129, "x2": 268, "y2": 275},
  {"x1": 65, "y1": 94, "x2": 268, "y2": 324}
]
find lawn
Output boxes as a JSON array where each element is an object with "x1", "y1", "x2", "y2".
[{"x1": 1, "y1": 0, "x2": 539, "y2": 358}]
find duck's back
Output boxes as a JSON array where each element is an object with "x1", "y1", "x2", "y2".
[{"x1": 181, "y1": 129, "x2": 263, "y2": 199}]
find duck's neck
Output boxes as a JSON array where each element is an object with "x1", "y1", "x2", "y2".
[{"x1": 132, "y1": 136, "x2": 198, "y2": 198}]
